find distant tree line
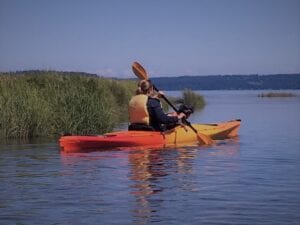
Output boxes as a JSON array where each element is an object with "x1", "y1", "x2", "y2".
[{"x1": 148, "y1": 74, "x2": 300, "y2": 90}]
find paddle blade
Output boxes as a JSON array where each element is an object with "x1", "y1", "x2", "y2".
[
  {"x1": 132, "y1": 61, "x2": 148, "y2": 80},
  {"x1": 197, "y1": 133, "x2": 214, "y2": 145},
  {"x1": 185, "y1": 120, "x2": 214, "y2": 145}
]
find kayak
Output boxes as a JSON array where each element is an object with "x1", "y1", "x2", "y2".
[
  {"x1": 60, "y1": 119, "x2": 241, "y2": 153},
  {"x1": 59, "y1": 119, "x2": 241, "y2": 153}
]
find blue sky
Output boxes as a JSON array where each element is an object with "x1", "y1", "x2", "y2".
[{"x1": 0, "y1": 0, "x2": 299, "y2": 77}]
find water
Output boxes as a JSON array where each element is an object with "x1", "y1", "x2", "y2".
[{"x1": 1, "y1": 90, "x2": 300, "y2": 225}]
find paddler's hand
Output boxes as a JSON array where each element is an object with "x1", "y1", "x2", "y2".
[
  {"x1": 168, "y1": 112, "x2": 186, "y2": 119},
  {"x1": 157, "y1": 91, "x2": 165, "y2": 98},
  {"x1": 177, "y1": 112, "x2": 186, "y2": 120},
  {"x1": 167, "y1": 112, "x2": 177, "y2": 117}
]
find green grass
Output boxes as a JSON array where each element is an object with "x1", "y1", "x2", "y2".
[{"x1": 0, "y1": 71, "x2": 135, "y2": 139}]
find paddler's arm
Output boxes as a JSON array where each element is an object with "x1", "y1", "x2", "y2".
[{"x1": 148, "y1": 98, "x2": 185, "y2": 123}]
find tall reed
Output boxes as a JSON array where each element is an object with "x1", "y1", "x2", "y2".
[
  {"x1": 0, "y1": 71, "x2": 135, "y2": 139},
  {"x1": 172, "y1": 89, "x2": 206, "y2": 110}
]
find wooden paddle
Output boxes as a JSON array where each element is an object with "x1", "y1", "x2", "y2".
[{"x1": 132, "y1": 61, "x2": 214, "y2": 145}]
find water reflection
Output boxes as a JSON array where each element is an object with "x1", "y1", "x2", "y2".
[
  {"x1": 57, "y1": 140, "x2": 241, "y2": 224},
  {"x1": 128, "y1": 150, "x2": 167, "y2": 224},
  {"x1": 127, "y1": 141, "x2": 240, "y2": 224},
  {"x1": 202, "y1": 139, "x2": 241, "y2": 178},
  {"x1": 209, "y1": 138, "x2": 240, "y2": 156}
]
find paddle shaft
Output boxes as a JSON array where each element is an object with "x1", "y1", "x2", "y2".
[{"x1": 152, "y1": 85, "x2": 177, "y2": 112}]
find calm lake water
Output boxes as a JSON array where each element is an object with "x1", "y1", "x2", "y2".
[{"x1": 1, "y1": 90, "x2": 300, "y2": 225}]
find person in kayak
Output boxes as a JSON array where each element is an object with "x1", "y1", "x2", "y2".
[{"x1": 128, "y1": 79, "x2": 186, "y2": 131}]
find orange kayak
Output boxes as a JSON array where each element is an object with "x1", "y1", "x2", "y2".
[{"x1": 59, "y1": 119, "x2": 241, "y2": 153}]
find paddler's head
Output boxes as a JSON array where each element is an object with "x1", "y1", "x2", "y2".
[{"x1": 136, "y1": 79, "x2": 153, "y2": 95}]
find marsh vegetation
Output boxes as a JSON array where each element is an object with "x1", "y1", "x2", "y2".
[
  {"x1": 0, "y1": 71, "x2": 206, "y2": 139},
  {"x1": 257, "y1": 92, "x2": 297, "y2": 97},
  {"x1": 0, "y1": 71, "x2": 135, "y2": 138}
]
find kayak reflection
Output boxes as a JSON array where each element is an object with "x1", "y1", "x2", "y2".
[
  {"x1": 128, "y1": 147, "x2": 198, "y2": 223},
  {"x1": 58, "y1": 140, "x2": 240, "y2": 224},
  {"x1": 127, "y1": 140, "x2": 240, "y2": 224}
]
